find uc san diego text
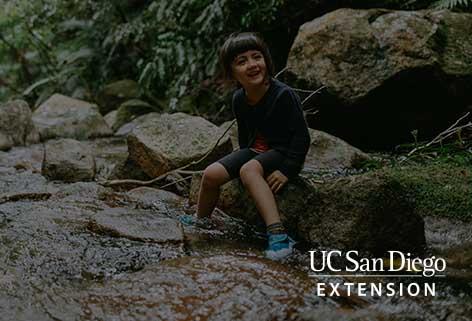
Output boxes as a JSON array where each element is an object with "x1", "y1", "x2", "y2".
[{"x1": 308, "y1": 250, "x2": 446, "y2": 297}]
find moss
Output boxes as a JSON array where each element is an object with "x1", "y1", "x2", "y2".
[
  {"x1": 114, "y1": 99, "x2": 155, "y2": 131},
  {"x1": 380, "y1": 162, "x2": 472, "y2": 221}
]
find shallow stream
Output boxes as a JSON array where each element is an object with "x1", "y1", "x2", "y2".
[{"x1": 0, "y1": 140, "x2": 470, "y2": 321}]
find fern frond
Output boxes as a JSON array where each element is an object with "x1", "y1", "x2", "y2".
[{"x1": 434, "y1": 0, "x2": 472, "y2": 9}]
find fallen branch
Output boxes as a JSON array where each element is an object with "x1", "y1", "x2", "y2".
[
  {"x1": 302, "y1": 85, "x2": 326, "y2": 106},
  {"x1": 400, "y1": 112, "x2": 471, "y2": 163},
  {"x1": 159, "y1": 175, "x2": 194, "y2": 190},
  {"x1": 305, "y1": 110, "x2": 320, "y2": 116},
  {"x1": 100, "y1": 121, "x2": 234, "y2": 188},
  {"x1": 274, "y1": 66, "x2": 288, "y2": 79},
  {"x1": 101, "y1": 169, "x2": 198, "y2": 187}
]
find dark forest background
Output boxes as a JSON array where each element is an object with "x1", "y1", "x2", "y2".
[{"x1": 1, "y1": 0, "x2": 471, "y2": 124}]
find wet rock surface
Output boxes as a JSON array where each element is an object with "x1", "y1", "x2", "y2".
[
  {"x1": 0, "y1": 169, "x2": 59, "y2": 200},
  {"x1": 73, "y1": 254, "x2": 317, "y2": 321},
  {"x1": 127, "y1": 186, "x2": 184, "y2": 209},
  {"x1": 0, "y1": 143, "x2": 44, "y2": 172},
  {"x1": 0, "y1": 135, "x2": 471, "y2": 320},
  {"x1": 89, "y1": 208, "x2": 184, "y2": 243}
]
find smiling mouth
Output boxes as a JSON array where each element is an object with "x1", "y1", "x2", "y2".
[{"x1": 248, "y1": 71, "x2": 261, "y2": 77}]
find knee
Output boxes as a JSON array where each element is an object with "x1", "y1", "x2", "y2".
[
  {"x1": 201, "y1": 163, "x2": 226, "y2": 189},
  {"x1": 239, "y1": 161, "x2": 263, "y2": 184}
]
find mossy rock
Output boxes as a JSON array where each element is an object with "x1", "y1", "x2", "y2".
[
  {"x1": 382, "y1": 163, "x2": 472, "y2": 221},
  {"x1": 189, "y1": 170, "x2": 426, "y2": 255},
  {"x1": 113, "y1": 99, "x2": 155, "y2": 131},
  {"x1": 98, "y1": 79, "x2": 140, "y2": 115}
]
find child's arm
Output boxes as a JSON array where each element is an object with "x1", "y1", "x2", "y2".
[
  {"x1": 275, "y1": 89, "x2": 311, "y2": 177},
  {"x1": 232, "y1": 93, "x2": 249, "y2": 149}
]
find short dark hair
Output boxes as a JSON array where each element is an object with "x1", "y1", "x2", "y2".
[{"x1": 219, "y1": 32, "x2": 274, "y2": 86}]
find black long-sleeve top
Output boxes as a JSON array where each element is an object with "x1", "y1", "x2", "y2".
[{"x1": 232, "y1": 78, "x2": 311, "y2": 178}]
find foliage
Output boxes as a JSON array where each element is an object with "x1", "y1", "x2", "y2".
[
  {"x1": 433, "y1": 0, "x2": 472, "y2": 9},
  {"x1": 0, "y1": 0, "x2": 117, "y2": 106},
  {"x1": 0, "y1": 0, "x2": 469, "y2": 114},
  {"x1": 0, "y1": 0, "x2": 288, "y2": 116},
  {"x1": 376, "y1": 0, "x2": 472, "y2": 10}
]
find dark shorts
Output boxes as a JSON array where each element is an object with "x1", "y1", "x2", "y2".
[{"x1": 217, "y1": 148, "x2": 286, "y2": 179}]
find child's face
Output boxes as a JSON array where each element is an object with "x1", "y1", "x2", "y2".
[{"x1": 231, "y1": 50, "x2": 267, "y2": 88}]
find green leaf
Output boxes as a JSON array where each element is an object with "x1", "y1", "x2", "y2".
[{"x1": 23, "y1": 76, "x2": 55, "y2": 96}]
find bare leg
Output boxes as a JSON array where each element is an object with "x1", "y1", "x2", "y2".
[
  {"x1": 239, "y1": 160, "x2": 281, "y2": 226},
  {"x1": 196, "y1": 162, "x2": 231, "y2": 218}
]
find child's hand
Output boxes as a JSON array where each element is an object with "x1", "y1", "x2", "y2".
[{"x1": 266, "y1": 170, "x2": 288, "y2": 194}]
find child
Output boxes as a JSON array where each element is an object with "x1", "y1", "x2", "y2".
[{"x1": 189, "y1": 32, "x2": 311, "y2": 260}]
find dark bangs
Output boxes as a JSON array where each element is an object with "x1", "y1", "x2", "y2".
[{"x1": 219, "y1": 32, "x2": 274, "y2": 83}]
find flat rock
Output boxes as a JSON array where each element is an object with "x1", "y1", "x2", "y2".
[
  {"x1": 89, "y1": 208, "x2": 184, "y2": 243},
  {"x1": 127, "y1": 187, "x2": 184, "y2": 210}
]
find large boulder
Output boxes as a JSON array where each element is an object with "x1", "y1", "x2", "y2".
[
  {"x1": 127, "y1": 112, "x2": 232, "y2": 178},
  {"x1": 189, "y1": 170, "x2": 425, "y2": 255},
  {"x1": 42, "y1": 138, "x2": 96, "y2": 182},
  {"x1": 219, "y1": 120, "x2": 239, "y2": 150},
  {"x1": 286, "y1": 9, "x2": 472, "y2": 148},
  {"x1": 223, "y1": 122, "x2": 370, "y2": 170},
  {"x1": 114, "y1": 112, "x2": 152, "y2": 136},
  {"x1": 305, "y1": 128, "x2": 371, "y2": 170},
  {"x1": 32, "y1": 94, "x2": 112, "y2": 141},
  {"x1": 0, "y1": 100, "x2": 40, "y2": 150}
]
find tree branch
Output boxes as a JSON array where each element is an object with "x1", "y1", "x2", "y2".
[
  {"x1": 400, "y1": 112, "x2": 471, "y2": 163},
  {"x1": 101, "y1": 121, "x2": 235, "y2": 188}
]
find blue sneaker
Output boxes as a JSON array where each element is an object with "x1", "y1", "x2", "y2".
[
  {"x1": 178, "y1": 214, "x2": 214, "y2": 229},
  {"x1": 178, "y1": 214, "x2": 197, "y2": 226},
  {"x1": 265, "y1": 233, "x2": 296, "y2": 260}
]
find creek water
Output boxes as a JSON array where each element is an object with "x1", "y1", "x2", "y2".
[{"x1": 0, "y1": 140, "x2": 471, "y2": 321}]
